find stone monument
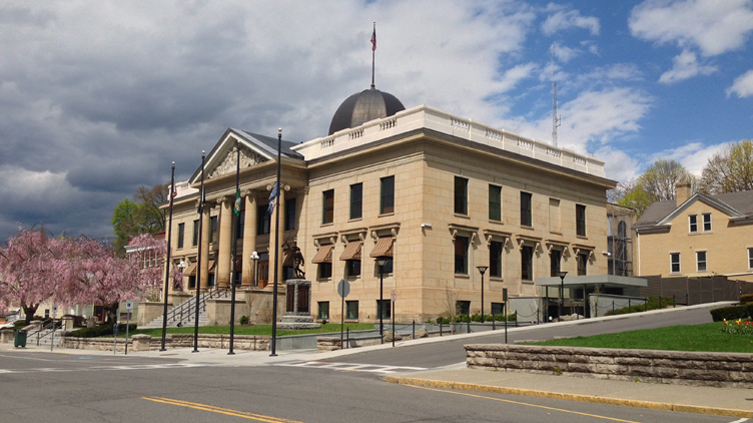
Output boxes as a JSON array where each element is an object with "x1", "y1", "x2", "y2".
[{"x1": 277, "y1": 279, "x2": 321, "y2": 329}]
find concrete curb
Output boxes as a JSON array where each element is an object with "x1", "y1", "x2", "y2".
[{"x1": 383, "y1": 376, "x2": 753, "y2": 419}]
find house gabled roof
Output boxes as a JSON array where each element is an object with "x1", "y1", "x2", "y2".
[{"x1": 635, "y1": 190, "x2": 753, "y2": 232}]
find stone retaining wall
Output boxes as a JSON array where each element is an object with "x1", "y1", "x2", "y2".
[
  {"x1": 465, "y1": 344, "x2": 753, "y2": 388},
  {"x1": 63, "y1": 334, "x2": 270, "y2": 352}
]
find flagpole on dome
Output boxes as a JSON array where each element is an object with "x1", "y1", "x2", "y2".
[
  {"x1": 270, "y1": 128, "x2": 282, "y2": 356},
  {"x1": 371, "y1": 22, "x2": 376, "y2": 89},
  {"x1": 160, "y1": 161, "x2": 175, "y2": 351},
  {"x1": 229, "y1": 140, "x2": 241, "y2": 355}
]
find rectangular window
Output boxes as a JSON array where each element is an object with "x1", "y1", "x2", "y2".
[
  {"x1": 346, "y1": 301, "x2": 359, "y2": 320},
  {"x1": 697, "y1": 251, "x2": 707, "y2": 272},
  {"x1": 703, "y1": 213, "x2": 712, "y2": 231},
  {"x1": 350, "y1": 183, "x2": 363, "y2": 219},
  {"x1": 550, "y1": 249, "x2": 561, "y2": 277},
  {"x1": 346, "y1": 260, "x2": 361, "y2": 277},
  {"x1": 549, "y1": 198, "x2": 561, "y2": 232},
  {"x1": 317, "y1": 302, "x2": 329, "y2": 320},
  {"x1": 236, "y1": 210, "x2": 244, "y2": 240},
  {"x1": 380, "y1": 176, "x2": 395, "y2": 214},
  {"x1": 520, "y1": 192, "x2": 532, "y2": 227},
  {"x1": 257, "y1": 205, "x2": 270, "y2": 235},
  {"x1": 576, "y1": 204, "x2": 586, "y2": 237},
  {"x1": 322, "y1": 189, "x2": 334, "y2": 224},
  {"x1": 521, "y1": 245, "x2": 533, "y2": 281},
  {"x1": 285, "y1": 198, "x2": 296, "y2": 230},
  {"x1": 456, "y1": 300, "x2": 471, "y2": 316},
  {"x1": 454, "y1": 176, "x2": 468, "y2": 215},
  {"x1": 188, "y1": 275, "x2": 196, "y2": 290},
  {"x1": 318, "y1": 262, "x2": 332, "y2": 279},
  {"x1": 749, "y1": 248, "x2": 753, "y2": 269},
  {"x1": 177, "y1": 223, "x2": 185, "y2": 249},
  {"x1": 578, "y1": 253, "x2": 588, "y2": 276},
  {"x1": 490, "y1": 241, "x2": 503, "y2": 278},
  {"x1": 454, "y1": 236, "x2": 469, "y2": 275},
  {"x1": 192, "y1": 220, "x2": 199, "y2": 246},
  {"x1": 210, "y1": 216, "x2": 218, "y2": 243},
  {"x1": 689, "y1": 215, "x2": 698, "y2": 233},
  {"x1": 489, "y1": 185, "x2": 502, "y2": 221},
  {"x1": 377, "y1": 300, "x2": 391, "y2": 319},
  {"x1": 491, "y1": 302, "x2": 504, "y2": 316},
  {"x1": 670, "y1": 253, "x2": 680, "y2": 273}
]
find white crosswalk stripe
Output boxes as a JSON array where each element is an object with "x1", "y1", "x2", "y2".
[
  {"x1": 277, "y1": 361, "x2": 427, "y2": 374},
  {"x1": 0, "y1": 363, "x2": 204, "y2": 374}
]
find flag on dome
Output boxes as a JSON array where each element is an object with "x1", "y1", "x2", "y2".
[{"x1": 371, "y1": 24, "x2": 376, "y2": 51}]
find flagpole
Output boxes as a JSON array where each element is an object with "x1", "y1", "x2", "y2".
[
  {"x1": 270, "y1": 128, "x2": 282, "y2": 357},
  {"x1": 229, "y1": 141, "x2": 240, "y2": 355},
  {"x1": 371, "y1": 22, "x2": 376, "y2": 89},
  {"x1": 193, "y1": 151, "x2": 206, "y2": 353},
  {"x1": 160, "y1": 161, "x2": 175, "y2": 351}
]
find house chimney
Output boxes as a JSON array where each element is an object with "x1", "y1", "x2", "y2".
[{"x1": 676, "y1": 181, "x2": 692, "y2": 206}]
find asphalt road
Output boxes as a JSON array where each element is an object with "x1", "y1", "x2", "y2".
[
  {"x1": 323, "y1": 304, "x2": 718, "y2": 368},
  {"x1": 0, "y1": 352, "x2": 734, "y2": 423}
]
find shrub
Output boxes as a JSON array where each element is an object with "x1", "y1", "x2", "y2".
[
  {"x1": 604, "y1": 296, "x2": 674, "y2": 316},
  {"x1": 70, "y1": 323, "x2": 137, "y2": 338},
  {"x1": 709, "y1": 305, "x2": 750, "y2": 322},
  {"x1": 239, "y1": 315, "x2": 249, "y2": 325},
  {"x1": 739, "y1": 294, "x2": 753, "y2": 305}
]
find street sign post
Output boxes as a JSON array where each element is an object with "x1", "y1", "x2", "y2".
[
  {"x1": 337, "y1": 279, "x2": 350, "y2": 348},
  {"x1": 390, "y1": 290, "x2": 396, "y2": 347},
  {"x1": 503, "y1": 288, "x2": 508, "y2": 344},
  {"x1": 51, "y1": 306, "x2": 57, "y2": 352},
  {"x1": 125, "y1": 301, "x2": 132, "y2": 355}
]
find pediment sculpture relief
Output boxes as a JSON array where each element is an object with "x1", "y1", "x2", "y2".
[{"x1": 208, "y1": 144, "x2": 266, "y2": 179}]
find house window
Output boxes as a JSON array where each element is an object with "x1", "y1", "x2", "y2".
[
  {"x1": 192, "y1": 219, "x2": 199, "y2": 246},
  {"x1": 177, "y1": 223, "x2": 185, "y2": 249},
  {"x1": 521, "y1": 245, "x2": 533, "y2": 281},
  {"x1": 491, "y1": 302, "x2": 504, "y2": 316},
  {"x1": 346, "y1": 301, "x2": 359, "y2": 320},
  {"x1": 749, "y1": 248, "x2": 753, "y2": 269},
  {"x1": 236, "y1": 210, "x2": 245, "y2": 239},
  {"x1": 550, "y1": 249, "x2": 561, "y2": 277},
  {"x1": 350, "y1": 183, "x2": 362, "y2": 220},
  {"x1": 490, "y1": 241, "x2": 503, "y2": 278},
  {"x1": 285, "y1": 198, "x2": 296, "y2": 230},
  {"x1": 454, "y1": 236, "x2": 469, "y2": 275},
  {"x1": 319, "y1": 262, "x2": 332, "y2": 279},
  {"x1": 697, "y1": 251, "x2": 707, "y2": 272},
  {"x1": 454, "y1": 176, "x2": 468, "y2": 215},
  {"x1": 689, "y1": 215, "x2": 697, "y2": 233},
  {"x1": 489, "y1": 185, "x2": 502, "y2": 221},
  {"x1": 210, "y1": 216, "x2": 218, "y2": 243},
  {"x1": 257, "y1": 205, "x2": 270, "y2": 235},
  {"x1": 576, "y1": 204, "x2": 586, "y2": 237},
  {"x1": 670, "y1": 253, "x2": 680, "y2": 273},
  {"x1": 456, "y1": 300, "x2": 471, "y2": 316},
  {"x1": 520, "y1": 192, "x2": 532, "y2": 227},
  {"x1": 703, "y1": 213, "x2": 711, "y2": 231},
  {"x1": 322, "y1": 189, "x2": 334, "y2": 224},
  {"x1": 346, "y1": 260, "x2": 361, "y2": 277},
  {"x1": 380, "y1": 176, "x2": 395, "y2": 214},
  {"x1": 317, "y1": 302, "x2": 329, "y2": 320},
  {"x1": 377, "y1": 300, "x2": 391, "y2": 319},
  {"x1": 578, "y1": 252, "x2": 588, "y2": 276}
]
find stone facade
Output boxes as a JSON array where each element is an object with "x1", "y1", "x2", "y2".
[
  {"x1": 63, "y1": 334, "x2": 270, "y2": 352},
  {"x1": 465, "y1": 344, "x2": 753, "y2": 388}
]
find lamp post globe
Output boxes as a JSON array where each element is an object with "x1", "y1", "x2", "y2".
[{"x1": 250, "y1": 251, "x2": 260, "y2": 287}]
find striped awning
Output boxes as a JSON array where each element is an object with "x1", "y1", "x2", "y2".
[
  {"x1": 207, "y1": 260, "x2": 216, "y2": 273},
  {"x1": 369, "y1": 237, "x2": 394, "y2": 258},
  {"x1": 311, "y1": 244, "x2": 334, "y2": 264},
  {"x1": 339, "y1": 241, "x2": 362, "y2": 261},
  {"x1": 184, "y1": 262, "x2": 197, "y2": 276}
]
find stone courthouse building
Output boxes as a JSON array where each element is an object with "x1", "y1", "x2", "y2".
[{"x1": 164, "y1": 85, "x2": 616, "y2": 324}]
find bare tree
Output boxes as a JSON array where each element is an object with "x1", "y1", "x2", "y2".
[
  {"x1": 700, "y1": 140, "x2": 753, "y2": 195},
  {"x1": 441, "y1": 283, "x2": 460, "y2": 334}
]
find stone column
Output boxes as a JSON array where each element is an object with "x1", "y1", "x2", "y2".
[
  {"x1": 241, "y1": 191, "x2": 257, "y2": 287},
  {"x1": 217, "y1": 196, "x2": 233, "y2": 288},
  {"x1": 269, "y1": 187, "x2": 286, "y2": 285},
  {"x1": 199, "y1": 203, "x2": 211, "y2": 291}
]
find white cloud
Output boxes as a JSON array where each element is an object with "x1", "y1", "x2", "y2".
[
  {"x1": 727, "y1": 69, "x2": 753, "y2": 98},
  {"x1": 596, "y1": 147, "x2": 641, "y2": 182},
  {"x1": 541, "y1": 8, "x2": 600, "y2": 36},
  {"x1": 629, "y1": 0, "x2": 753, "y2": 57},
  {"x1": 552, "y1": 43, "x2": 580, "y2": 63},
  {"x1": 651, "y1": 142, "x2": 727, "y2": 175},
  {"x1": 658, "y1": 49, "x2": 718, "y2": 84}
]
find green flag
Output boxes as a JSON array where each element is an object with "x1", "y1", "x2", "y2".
[{"x1": 234, "y1": 189, "x2": 241, "y2": 216}]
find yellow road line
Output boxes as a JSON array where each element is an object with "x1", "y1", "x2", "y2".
[
  {"x1": 404, "y1": 385, "x2": 640, "y2": 423},
  {"x1": 142, "y1": 396, "x2": 304, "y2": 423}
]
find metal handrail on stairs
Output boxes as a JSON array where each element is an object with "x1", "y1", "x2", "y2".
[{"x1": 163, "y1": 285, "x2": 230, "y2": 327}]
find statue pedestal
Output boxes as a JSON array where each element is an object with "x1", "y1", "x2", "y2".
[{"x1": 278, "y1": 279, "x2": 321, "y2": 329}]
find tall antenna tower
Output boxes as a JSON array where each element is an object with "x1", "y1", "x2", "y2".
[{"x1": 551, "y1": 45, "x2": 561, "y2": 148}]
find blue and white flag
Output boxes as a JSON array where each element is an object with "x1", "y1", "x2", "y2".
[{"x1": 268, "y1": 182, "x2": 278, "y2": 215}]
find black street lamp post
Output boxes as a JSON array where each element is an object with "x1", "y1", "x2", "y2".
[
  {"x1": 559, "y1": 271, "x2": 568, "y2": 320},
  {"x1": 160, "y1": 162, "x2": 176, "y2": 352},
  {"x1": 250, "y1": 251, "x2": 260, "y2": 287},
  {"x1": 376, "y1": 256, "x2": 389, "y2": 343},
  {"x1": 476, "y1": 266, "x2": 488, "y2": 323}
]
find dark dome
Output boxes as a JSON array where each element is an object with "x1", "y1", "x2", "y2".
[{"x1": 328, "y1": 88, "x2": 405, "y2": 135}]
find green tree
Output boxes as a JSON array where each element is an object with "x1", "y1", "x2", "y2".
[
  {"x1": 615, "y1": 160, "x2": 696, "y2": 218},
  {"x1": 111, "y1": 184, "x2": 168, "y2": 252},
  {"x1": 699, "y1": 139, "x2": 753, "y2": 195}
]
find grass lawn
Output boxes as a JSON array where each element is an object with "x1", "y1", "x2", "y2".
[
  {"x1": 528, "y1": 322, "x2": 753, "y2": 353},
  {"x1": 109, "y1": 322, "x2": 375, "y2": 338}
]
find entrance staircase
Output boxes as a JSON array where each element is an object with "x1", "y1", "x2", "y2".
[
  {"x1": 140, "y1": 286, "x2": 231, "y2": 329},
  {"x1": 25, "y1": 320, "x2": 64, "y2": 348}
]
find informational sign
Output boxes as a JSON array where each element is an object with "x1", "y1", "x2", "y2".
[
  {"x1": 337, "y1": 279, "x2": 350, "y2": 298},
  {"x1": 503, "y1": 288, "x2": 508, "y2": 303},
  {"x1": 390, "y1": 290, "x2": 397, "y2": 303},
  {"x1": 126, "y1": 300, "x2": 133, "y2": 310},
  {"x1": 52, "y1": 305, "x2": 58, "y2": 318}
]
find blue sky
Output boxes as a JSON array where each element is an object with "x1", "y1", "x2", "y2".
[{"x1": 0, "y1": 0, "x2": 752, "y2": 240}]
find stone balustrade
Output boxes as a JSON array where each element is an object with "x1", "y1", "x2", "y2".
[{"x1": 465, "y1": 344, "x2": 753, "y2": 388}]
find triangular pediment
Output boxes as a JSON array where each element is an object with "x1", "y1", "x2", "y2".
[
  {"x1": 190, "y1": 129, "x2": 274, "y2": 184},
  {"x1": 206, "y1": 143, "x2": 267, "y2": 180}
]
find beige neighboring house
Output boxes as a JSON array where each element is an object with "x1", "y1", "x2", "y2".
[
  {"x1": 164, "y1": 85, "x2": 616, "y2": 324},
  {"x1": 635, "y1": 182, "x2": 753, "y2": 282}
]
